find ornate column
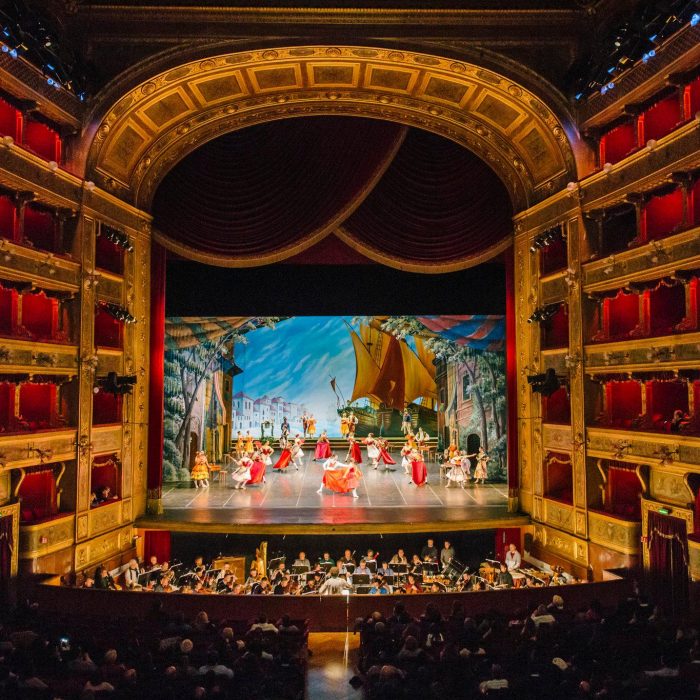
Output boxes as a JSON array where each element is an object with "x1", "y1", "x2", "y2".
[
  {"x1": 147, "y1": 242, "x2": 166, "y2": 515},
  {"x1": 505, "y1": 245, "x2": 519, "y2": 512}
]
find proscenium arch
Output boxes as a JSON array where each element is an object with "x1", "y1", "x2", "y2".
[{"x1": 87, "y1": 45, "x2": 580, "y2": 268}]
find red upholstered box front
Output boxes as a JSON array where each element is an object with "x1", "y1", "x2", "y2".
[{"x1": 599, "y1": 121, "x2": 637, "y2": 165}]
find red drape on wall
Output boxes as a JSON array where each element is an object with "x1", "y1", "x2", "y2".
[
  {"x1": 19, "y1": 383, "x2": 55, "y2": 424},
  {"x1": 147, "y1": 243, "x2": 166, "y2": 499},
  {"x1": 91, "y1": 458, "x2": 120, "y2": 497},
  {"x1": 647, "y1": 511, "x2": 689, "y2": 615},
  {"x1": 542, "y1": 304, "x2": 568, "y2": 349},
  {"x1": 648, "y1": 283, "x2": 686, "y2": 335},
  {"x1": 0, "y1": 514, "x2": 13, "y2": 580},
  {"x1": 22, "y1": 291, "x2": 57, "y2": 340},
  {"x1": 606, "y1": 465, "x2": 641, "y2": 519},
  {"x1": 542, "y1": 386, "x2": 571, "y2": 424},
  {"x1": 640, "y1": 93, "x2": 683, "y2": 143},
  {"x1": 18, "y1": 468, "x2": 57, "y2": 522},
  {"x1": 23, "y1": 204, "x2": 55, "y2": 252},
  {"x1": 599, "y1": 121, "x2": 637, "y2": 165},
  {"x1": 94, "y1": 308, "x2": 123, "y2": 349},
  {"x1": 642, "y1": 188, "x2": 684, "y2": 241},
  {"x1": 144, "y1": 530, "x2": 171, "y2": 564},
  {"x1": 606, "y1": 380, "x2": 642, "y2": 425},
  {"x1": 505, "y1": 245, "x2": 518, "y2": 501}
]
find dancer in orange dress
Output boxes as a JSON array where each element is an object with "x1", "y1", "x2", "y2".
[
  {"x1": 409, "y1": 448, "x2": 428, "y2": 486},
  {"x1": 191, "y1": 451, "x2": 210, "y2": 488},
  {"x1": 319, "y1": 455, "x2": 361, "y2": 498}
]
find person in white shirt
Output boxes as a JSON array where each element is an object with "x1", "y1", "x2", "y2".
[
  {"x1": 318, "y1": 567, "x2": 353, "y2": 595},
  {"x1": 505, "y1": 543, "x2": 521, "y2": 571},
  {"x1": 123, "y1": 559, "x2": 141, "y2": 589}
]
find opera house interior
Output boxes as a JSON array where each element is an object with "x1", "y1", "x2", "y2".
[{"x1": 1, "y1": 0, "x2": 700, "y2": 697}]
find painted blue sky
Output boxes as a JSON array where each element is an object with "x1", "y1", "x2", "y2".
[{"x1": 232, "y1": 316, "x2": 362, "y2": 435}]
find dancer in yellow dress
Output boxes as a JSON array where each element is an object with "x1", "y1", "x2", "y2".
[
  {"x1": 191, "y1": 451, "x2": 210, "y2": 488},
  {"x1": 307, "y1": 414, "x2": 317, "y2": 438},
  {"x1": 340, "y1": 411, "x2": 349, "y2": 437},
  {"x1": 235, "y1": 431, "x2": 244, "y2": 457},
  {"x1": 244, "y1": 430, "x2": 254, "y2": 454}
]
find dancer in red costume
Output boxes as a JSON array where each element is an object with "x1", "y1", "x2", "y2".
[
  {"x1": 409, "y1": 448, "x2": 428, "y2": 486},
  {"x1": 314, "y1": 431, "x2": 331, "y2": 460},
  {"x1": 273, "y1": 443, "x2": 293, "y2": 470},
  {"x1": 346, "y1": 436, "x2": 362, "y2": 463},
  {"x1": 377, "y1": 438, "x2": 396, "y2": 467},
  {"x1": 247, "y1": 450, "x2": 266, "y2": 485},
  {"x1": 318, "y1": 455, "x2": 362, "y2": 498}
]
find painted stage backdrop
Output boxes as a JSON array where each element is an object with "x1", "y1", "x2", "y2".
[{"x1": 162, "y1": 315, "x2": 506, "y2": 483}]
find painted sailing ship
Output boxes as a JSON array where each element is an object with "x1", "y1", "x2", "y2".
[{"x1": 338, "y1": 319, "x2": 438, "y2": 437}]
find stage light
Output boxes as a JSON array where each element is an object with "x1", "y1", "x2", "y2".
[
  {"x1": 96, "y1": 371, "x2": 137, "y2": 396},
  {"x1": 575, "y1": 92, "x2": 583, "y2": 100},
  {"x1": 692, "y1": 13, "x2": 700, "y2": 26},
  {"x1": 9, "y1": 48, "x2": 17, "y2": 58},
  {"x1": 527, "y1": 368, "x2": 563, "y2": 397}
]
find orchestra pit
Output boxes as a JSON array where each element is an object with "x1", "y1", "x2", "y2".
[{"x1": 1, "y1": 1, "x2": 700, "y2": 698}]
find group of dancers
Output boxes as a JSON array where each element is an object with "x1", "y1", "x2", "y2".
[{"x1": 190, "y1": 423, "x2": 492, "y2": 494}]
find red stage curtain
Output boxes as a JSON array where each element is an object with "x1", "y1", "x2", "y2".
[
  {"x1": 153, "y1": 117, "x2": 407, "y2": 257},
  {"x1": 606, "y1": 465, "x2": 640, "y2": 519},
  {"x1": 505, "y1": 246, "x2": 518, "y2": 499},
  {"x1": 647, "y1": 511, "x2": 689, "y2": 615},
  {"x1": 541, "y1": 304, "x2": 568, "y2": 349},
  {"x1": 144, "y1": 530, "x2": 171, "y2": 564},
  {"x1": 599, "y1": 121, "x2": 637, "y2": 165},
  {"x1": 94, "y1": 307, "x2": 123, "y2": 349},
  {"x1": 147, "y1": 243, "x2": 166, "y2": 498},
  {"x1": 0, "y1": 514, "x2": 13, "y2": 580},
  {"x1": 18, "y1": 468, "x2": 57, "y2": 522},
  {"x1": 343, "y1": 127, "x2": 513, "y2": 265},
  {"x1": 640, "y1": 92, "x2": 683, "y2": 143},
  {"x1": 0, "y1": 195, "x2": 16, "y2": 240}
]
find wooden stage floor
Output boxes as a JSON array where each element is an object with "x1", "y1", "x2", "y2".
[{"x1": 140, "y1": 453, "x2": 527, "y2": 534}]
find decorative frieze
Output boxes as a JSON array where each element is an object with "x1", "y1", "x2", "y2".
[
  {"x1": 588, "y1": 510, "x2": 641, "y2": 555},
  {"x1": 87, "y1": 499, "x2": 123, "y2": 539},
  {"x1": 532, "y1": 522, "x2": 589, "y2": 566},
  {"x1": 543, "y1": 497, "x2": 574, "y2": 533},
  {"x1": 18, "y1": 513, "x2": 75, "y2": 559},
  {"x1": 74, "y1": 523, "x2": 133, "y2": 572},
  {"x1": 0, "y1": 430, "x2": 77, "y2": 470}
]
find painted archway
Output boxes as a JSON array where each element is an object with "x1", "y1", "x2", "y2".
[{"x1": 86, "y1": 45, "x2": 581, "y2": 268}]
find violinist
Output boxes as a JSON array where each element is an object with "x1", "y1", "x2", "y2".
[{"x1": 401, "y1": 573, "x2": 422, "y2": 594}]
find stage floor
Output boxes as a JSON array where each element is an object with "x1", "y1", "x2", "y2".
[{"x1": 143, "y1": 453, "x2": 524, "y2": 533}]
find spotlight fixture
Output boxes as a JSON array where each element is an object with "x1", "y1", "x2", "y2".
[
  {"x1": 100, "y1": 302, "x2": 136, "y2": 324},
  {"x1": 526, "y1": 368, "x2": 564, "y2": 397},
  {"x1": 96, "y1": 371, "x2": 137, "y2": 396},
  {"x1": 527, "y1": 303, "x2": 562, "y2": 324},
  {"x1": 102, "y1": 225, "x2": 134, "y2": 252}
]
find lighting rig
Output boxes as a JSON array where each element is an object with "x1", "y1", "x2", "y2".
[
  {"x1": 95, "y1": 371, "x2": 137, "y2": 396},
  {"x1": 101, "y1": 225, "x2": 134, "y2": 252},
  {"x1": 527, "y1": 368, "x2": 567, "y2": 397},
  {"x1": 99, "y1": 301, "x2": 136, "y2": 325},
  {"x1": 571, "y1": 0, "x2": 700, "y2": 100},
  {"x1": 0, "y1": 0, "x2": 88, "y2": 99},
  {"x1": 527, "y1": 303, "x2": 562, "y2": 324},
  {"x1": 530, "y1": 226, "x2": 566, "y2": 253}
]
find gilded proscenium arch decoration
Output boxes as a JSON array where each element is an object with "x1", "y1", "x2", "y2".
[{"x1": 87, "y1": 46, "x2": 577, "y2": 264}]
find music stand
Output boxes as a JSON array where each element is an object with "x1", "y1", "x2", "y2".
[
  {"x1": 393, "y1": 564, "x2": 408, "y2": 574},
  {"x1": 292, "y1": 565, "x2": 310, "y2": 575},
  {"x1": 384, "y1": 575, "x2": 395, "y2": 587},
  {"x1": 422, "y1": 562, "x2": 439, "y2": 575},
  {"x1": 366, "y1": 561, "x2": 377, "y2": 574},
  {"x1": 355, "y1": 585, "x2": 371, "y2": 595},
  {"x1": 342, "y1": 563, "x2": 355, "y2": 575},
  {"x1": 352, "y1": 573, "x2": 370, "y2": 586}
]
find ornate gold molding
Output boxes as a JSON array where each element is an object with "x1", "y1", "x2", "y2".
[
  {"x1": 0, "y1": 501, "x2": 20, "y2": 576},
  {"x1": 86, "y1": 46, "x2": 577, "y2": 268}
]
